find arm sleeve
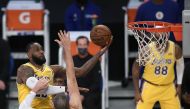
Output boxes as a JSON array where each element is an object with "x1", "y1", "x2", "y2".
[
  {"x1": 26, "y1": 77, "x2": 66, "y2": 95},
  {"x1": 176, "y1": 57, "x2": 184, "y2": 85},
  {"x1": 19, "y1": 91, "x2": 36, "y2": 109}
]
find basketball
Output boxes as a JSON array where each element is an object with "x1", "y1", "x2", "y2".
[{"x1": 90, "y1": 25, "x2": 112, "y2": 47}]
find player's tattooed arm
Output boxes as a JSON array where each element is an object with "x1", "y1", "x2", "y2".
[
  {"x1": 51, "y1": 45, "x2": 108, "y2": 78},
  {"x1": 51, "y1": 62, "x2": 102, "y2": 78},
  {"x1": 53, "y1": 35, "x2": 112, "y2": 78},
  {"x1": 17, "y1": 65, "x2": 34, "y2": 84},
  {"x1": 51, "y1": 63, "x2": 98, "y2": 79}
]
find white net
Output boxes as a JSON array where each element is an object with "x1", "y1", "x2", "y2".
[{"x1": 128, "y1": 22, "x2": 170, "y2": 66}]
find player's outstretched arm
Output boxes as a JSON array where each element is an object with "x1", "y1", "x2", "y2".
[
  {"x1": 51, "y1": 36, "x2": 112, "y2": 78},
  {"x1": 74, "y1": 37, "x2": 112, "y2": 77},
  {"x1": 132, "y1": 60, "x2": 143, "y2": 103},
  {"x1": 55, "y1": 30, "x2": 82, "y2": 109}
]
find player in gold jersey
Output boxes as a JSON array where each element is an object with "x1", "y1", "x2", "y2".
[
  {"x1": 17, "y1": 30, "x2": 111, "y2": 109},
  {"x1": 132, "y1": 40, "x2": 184, "y2": 109}
]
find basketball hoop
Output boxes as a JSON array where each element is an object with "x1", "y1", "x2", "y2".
[{"x1": 128, "y1": 21, "x2": 180, "y2": 66}]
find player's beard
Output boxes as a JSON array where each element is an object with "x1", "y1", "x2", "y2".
[{"x1": 32, "y1": 55, "x2": 46, "y2": 66}]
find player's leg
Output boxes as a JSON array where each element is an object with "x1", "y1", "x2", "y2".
[
  {"x1": 136, "y1": 82, "x2": 157, "y2": 109},
  {"x1": 159, "y1": 84, "x2": 181, "y2": 109}
]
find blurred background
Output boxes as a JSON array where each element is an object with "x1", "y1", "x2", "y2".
[{"x1": 0, "y1": 0, "x2": 187, "y2": 109}]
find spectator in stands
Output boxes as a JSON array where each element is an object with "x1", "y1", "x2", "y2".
[
  {"x1": 0, "y1": 38, "x2": 10, "y2": 109},
  {"x1": 181, "y1": 62, "x2": 190, "y2": 109},
  {"x1": 73, "y1": 36, "x2": 102, "y2": 109},
  {"x1": 135, "y1": 0, "x2": 181, "y2": 23},
  {"x1": 64, "y1": 0, "x2": 101, "y2": 31}
]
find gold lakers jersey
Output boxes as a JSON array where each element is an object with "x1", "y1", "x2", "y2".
[
  {"x1": 143, "y1": 41, "x2": 175, "y2": 85},
  {"x1": 17, "y1": 63, "x2": 54, "y2": 109}
]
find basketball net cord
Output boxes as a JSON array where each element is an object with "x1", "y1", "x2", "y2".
[{"x1": 130, "y1": 25, "x2": 169, "y2": 66}]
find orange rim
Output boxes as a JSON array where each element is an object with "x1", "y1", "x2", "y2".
[
  {"x1": 128, "y1": 21, "x2": 172, "y2": 32},
  {"x1": 171, "y1": 24, "x2": 182, "y2": 41},
  {"x1": 128, "y1": 21, "x2": 182, "y2": 41},
  {"x1": 170, "y1": 24, "x2": 182, "y2": 32}
]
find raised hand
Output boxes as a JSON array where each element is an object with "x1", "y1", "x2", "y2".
[{"x1": 55, "y1": 30, "x2": 71, "y2": 50}]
